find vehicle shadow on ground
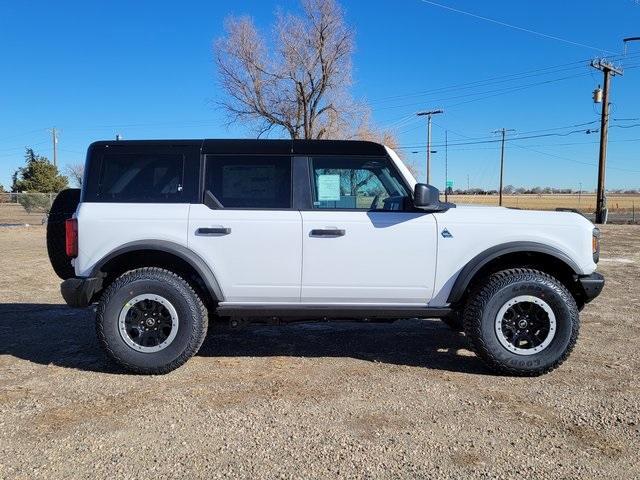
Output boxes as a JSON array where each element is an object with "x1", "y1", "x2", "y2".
[{"x1": 0, "y1": 303, "x2": 491, "y2": 375}]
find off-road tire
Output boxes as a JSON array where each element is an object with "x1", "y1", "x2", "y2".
[
  {"x1": 96, "y1": 268, "x2": 208, "y2": 374},
  {"x1": 441, "y1": 313, "x2": 464, "y2": 332},
  {"x1": 46, "y1": 188, "x2": 81, "y2": 279},
  {"x1": 463, "y1": 268, "x2": 579, "y2": 376}
]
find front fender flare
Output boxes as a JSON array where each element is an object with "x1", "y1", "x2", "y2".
[{"x1": 446, "y1": 241, "x2": 581, "y2": 305}]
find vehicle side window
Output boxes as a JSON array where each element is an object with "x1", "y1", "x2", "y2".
[
  {"x1": 310, "y1": 156, "x2": 410, "y2": 210},
  {"x1": 205, "y1": 155, "x2": 292, "y2": 209},
  {"x1": 97, "y1": 153, "x2": 185, "y2": 203}
]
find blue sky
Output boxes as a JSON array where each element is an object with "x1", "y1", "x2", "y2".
[{"x1": 1, "y1": 0, "x2": 639, "y2": 191}]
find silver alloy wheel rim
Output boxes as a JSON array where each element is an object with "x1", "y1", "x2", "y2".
[
  {"x1": 118, "y1": 294, "x2": 179, "y2": 353},
  {"x1": 495, "y1": 295, "x2": 556, "y2": 356}
]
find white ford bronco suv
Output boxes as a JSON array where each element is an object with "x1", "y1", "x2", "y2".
[{"x1": 47, "y1": 139, "x2": 604, "y2": 376}]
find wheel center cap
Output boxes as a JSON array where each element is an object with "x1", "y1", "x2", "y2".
[
  {"x1": 518, "y1": 319, "x2": 528, "y2": 329},
  {"x1": 145, "y1": 318, "x2": 156, "y2": 327}
]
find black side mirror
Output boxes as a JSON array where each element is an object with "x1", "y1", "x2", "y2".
[{"x1": 413, "y1": 183, "x2": 442, "y2": 208}]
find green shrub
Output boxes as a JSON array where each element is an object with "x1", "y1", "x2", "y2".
[{"x1": 18, "y1": 193, "x2": 51, "y2": 214}]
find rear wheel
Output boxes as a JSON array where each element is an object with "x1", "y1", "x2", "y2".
[
  {"x1": 463, "y1": 268, "x2": 579, "y2": 376},
  {"x1": 96, "y1": 268, "x2": 208, "y2": 374}
]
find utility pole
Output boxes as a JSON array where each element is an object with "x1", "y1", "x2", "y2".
[
  {"x1": 578, "y1": 182, "x2": 582, "y2": 209},
  {"x1": 591, "y1": 58, "x2": 623, "y2": 224},
  {"x1": 49, "y1": 127, "x2": 59, "y2": 167},
  {"x1": 417, "y1": 109, "x2": 443, "y2": 184},
  {"x1": 444, "y1": 130, "x2": 448, "y2": 202},
  {"x1": 493, "y1": 128, "x2": 515, "y2": 206}
]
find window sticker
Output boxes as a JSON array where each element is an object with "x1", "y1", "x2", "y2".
[{"x1": 317, "y1": 174, "x2": 341, "y2": 201}]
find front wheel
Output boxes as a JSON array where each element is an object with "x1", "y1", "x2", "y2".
[
  {"x1": 96, "y1": 268, "x2": 208, "y2": 374},
  {"x1": 463, "y1": 268, "x2": 580, "y2": 376}
]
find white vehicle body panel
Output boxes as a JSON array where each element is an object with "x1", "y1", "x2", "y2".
[
  {"x1": 187, "y1": 205, "x2": 302, "y2": 303},
  {"x1": 75, "y1": 203, "x2": 190, "y2": 277},
  {"x1": 301, "y1": 211, "x2": 438, "y2": 304},
  {"x1": 72, "y1": 144, "x2": 598, "y2": 310},
  {"x1": 428, "y1": 205, "x2": 597, "y2": 306}
]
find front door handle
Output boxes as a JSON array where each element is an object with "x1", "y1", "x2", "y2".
[
  {"x1": 310, "y1": 228, "x2": 346, "y2": 238},
  {"x1": 196, "y1": 226, "x2": 231, "y2": 236}
]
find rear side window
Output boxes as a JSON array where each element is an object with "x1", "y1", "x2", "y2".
[
  {"x1": 97, "y1": 153, "x2": 185, "y2": 203},
  {"x1": 205, "y1": 156, "x2": 292, "y2": 208}
]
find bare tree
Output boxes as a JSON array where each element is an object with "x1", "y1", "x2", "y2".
[
  {"x1": 215, "y1": 0, "x2": 362, "y2": 139},
  {"x1": 65, "y1": 163, "x2": 84, "y2": 188}
]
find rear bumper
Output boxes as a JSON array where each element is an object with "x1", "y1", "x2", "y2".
[
  {"x1": 577, "y1": 272, "x2": 605, "y2": 303},
  {"x1": 61, "y1": 277, "x2": 102, "y2": 308}
]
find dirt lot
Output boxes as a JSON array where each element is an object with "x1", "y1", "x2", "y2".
[{"x1": 1, "y1": 226, "x2": 639, "y2": 479}]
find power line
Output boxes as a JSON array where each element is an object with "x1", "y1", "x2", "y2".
[
  {"x1": 375, "y1": 72, "x2": 592, "y2": 111},
  {"x1": 58, "y1": 147, "x2": 85, "y2": 155},
  {"x1": 513, "y1": 120, "x2": 601, "y2": 136},
  {"x1": 429, "y1": 119, "x2": 601, "y2": 144},
  {"x1": 380, "y1": 62, "x2": 640, "y2": 126},
  {"x1": 418, "y1": 0, "x2": 618, "y2": 54},
  {"x1": 370, "y1": 64, "x2": 588, "y2": 105},
  {"x1": 611, "y1": 122, "x2": 640, "y2": 129},
  {"x1": 0, "y1": 128, "x2": 48, "y2": 143},
  {"x1": 0, "y1": 140, "x2": 49, "y2": 153},
  {"x1": 398, "y1": 128, "x2": 601, "y2": 149},
  {"x1": 372, "y1": 52, "x2": 640, "y2": 106},
  {"x1": 432, "y1": 113, "x2": 639, "y2": 140},
  {"x1": 511, "y1": 142, "x2": 640, "y2": 174}
]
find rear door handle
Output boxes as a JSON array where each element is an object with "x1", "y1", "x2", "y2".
[
  {"x1": 196, "y1": 226, "x2": 231, "y2": 236},
  {"x1": 310, "y1": 228, "x2": 346, "y2": 237}
]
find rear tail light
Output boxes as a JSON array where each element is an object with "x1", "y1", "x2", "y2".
[{"x1": 65, "y1": 218, "x2": 78, "y2": 258}]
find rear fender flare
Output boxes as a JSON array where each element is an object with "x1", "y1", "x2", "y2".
[{"x1": 91, "y1": 240, "x2": 225, "y2": 302}]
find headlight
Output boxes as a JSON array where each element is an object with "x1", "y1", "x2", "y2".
[{"x1": 592, "y1": 227, "x2": 600, "y2": 263}]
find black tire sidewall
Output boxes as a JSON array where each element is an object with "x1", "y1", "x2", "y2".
[
  {"x1": 479, "y1": 279, "x2": 576, "y2": 372},
  {"x1": 99, "y1": 274, "x2": 202, "y2": 371}
]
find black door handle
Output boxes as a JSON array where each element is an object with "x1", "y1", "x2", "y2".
[
  {"x1": 196, "y1": 227, "x2": 231, "y2": 236},
  {"x1": 310, "y1": 228, "x2": 346, "y2": 237}
]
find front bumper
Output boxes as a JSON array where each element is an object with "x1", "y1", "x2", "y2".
[
  {"x1": 61, "y1": 277, "x2": 103, "y2": 308},
  {"x1": 577, "y1": 272, "x2": 605, "y2": 303}
]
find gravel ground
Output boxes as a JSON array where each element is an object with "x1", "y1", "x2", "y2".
[{"x1": 0, "y1": 225, "x2": 639, "y2": 479}]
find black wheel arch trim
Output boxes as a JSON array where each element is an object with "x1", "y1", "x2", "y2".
[
  {"x1": 446, "y1": 241, "x2": 581, "y2": 305},
  {"x1": 90, "y1": 240, "x2": 225, "y2": 302}
]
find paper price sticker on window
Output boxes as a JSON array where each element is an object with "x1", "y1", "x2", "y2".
[{"x1": 317, "y1": 174, "x2": 341, "y2": 201}]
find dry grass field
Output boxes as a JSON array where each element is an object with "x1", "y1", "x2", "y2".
[
  {"x1": 448, "y1": 193, "x2": 640, "y2": 213},
  {"x1": 0, "y1": 225, "x2": 639, "y2": 478},
  {"x1": 0, "y1": 203, "x2": 47, "y2": 225}
]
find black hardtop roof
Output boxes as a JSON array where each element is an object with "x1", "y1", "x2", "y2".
[{"x1": 88, "y1": 139, "x2": 388, "y2": 156}]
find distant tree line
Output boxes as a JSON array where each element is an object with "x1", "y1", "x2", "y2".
[{"x1": 450, "y1": 185, "x2": 640, "y2": 195}]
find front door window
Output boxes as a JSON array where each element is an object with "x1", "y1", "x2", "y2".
[{"x1": 310, "y1": 156, "x2": 410, "y2": 211}]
